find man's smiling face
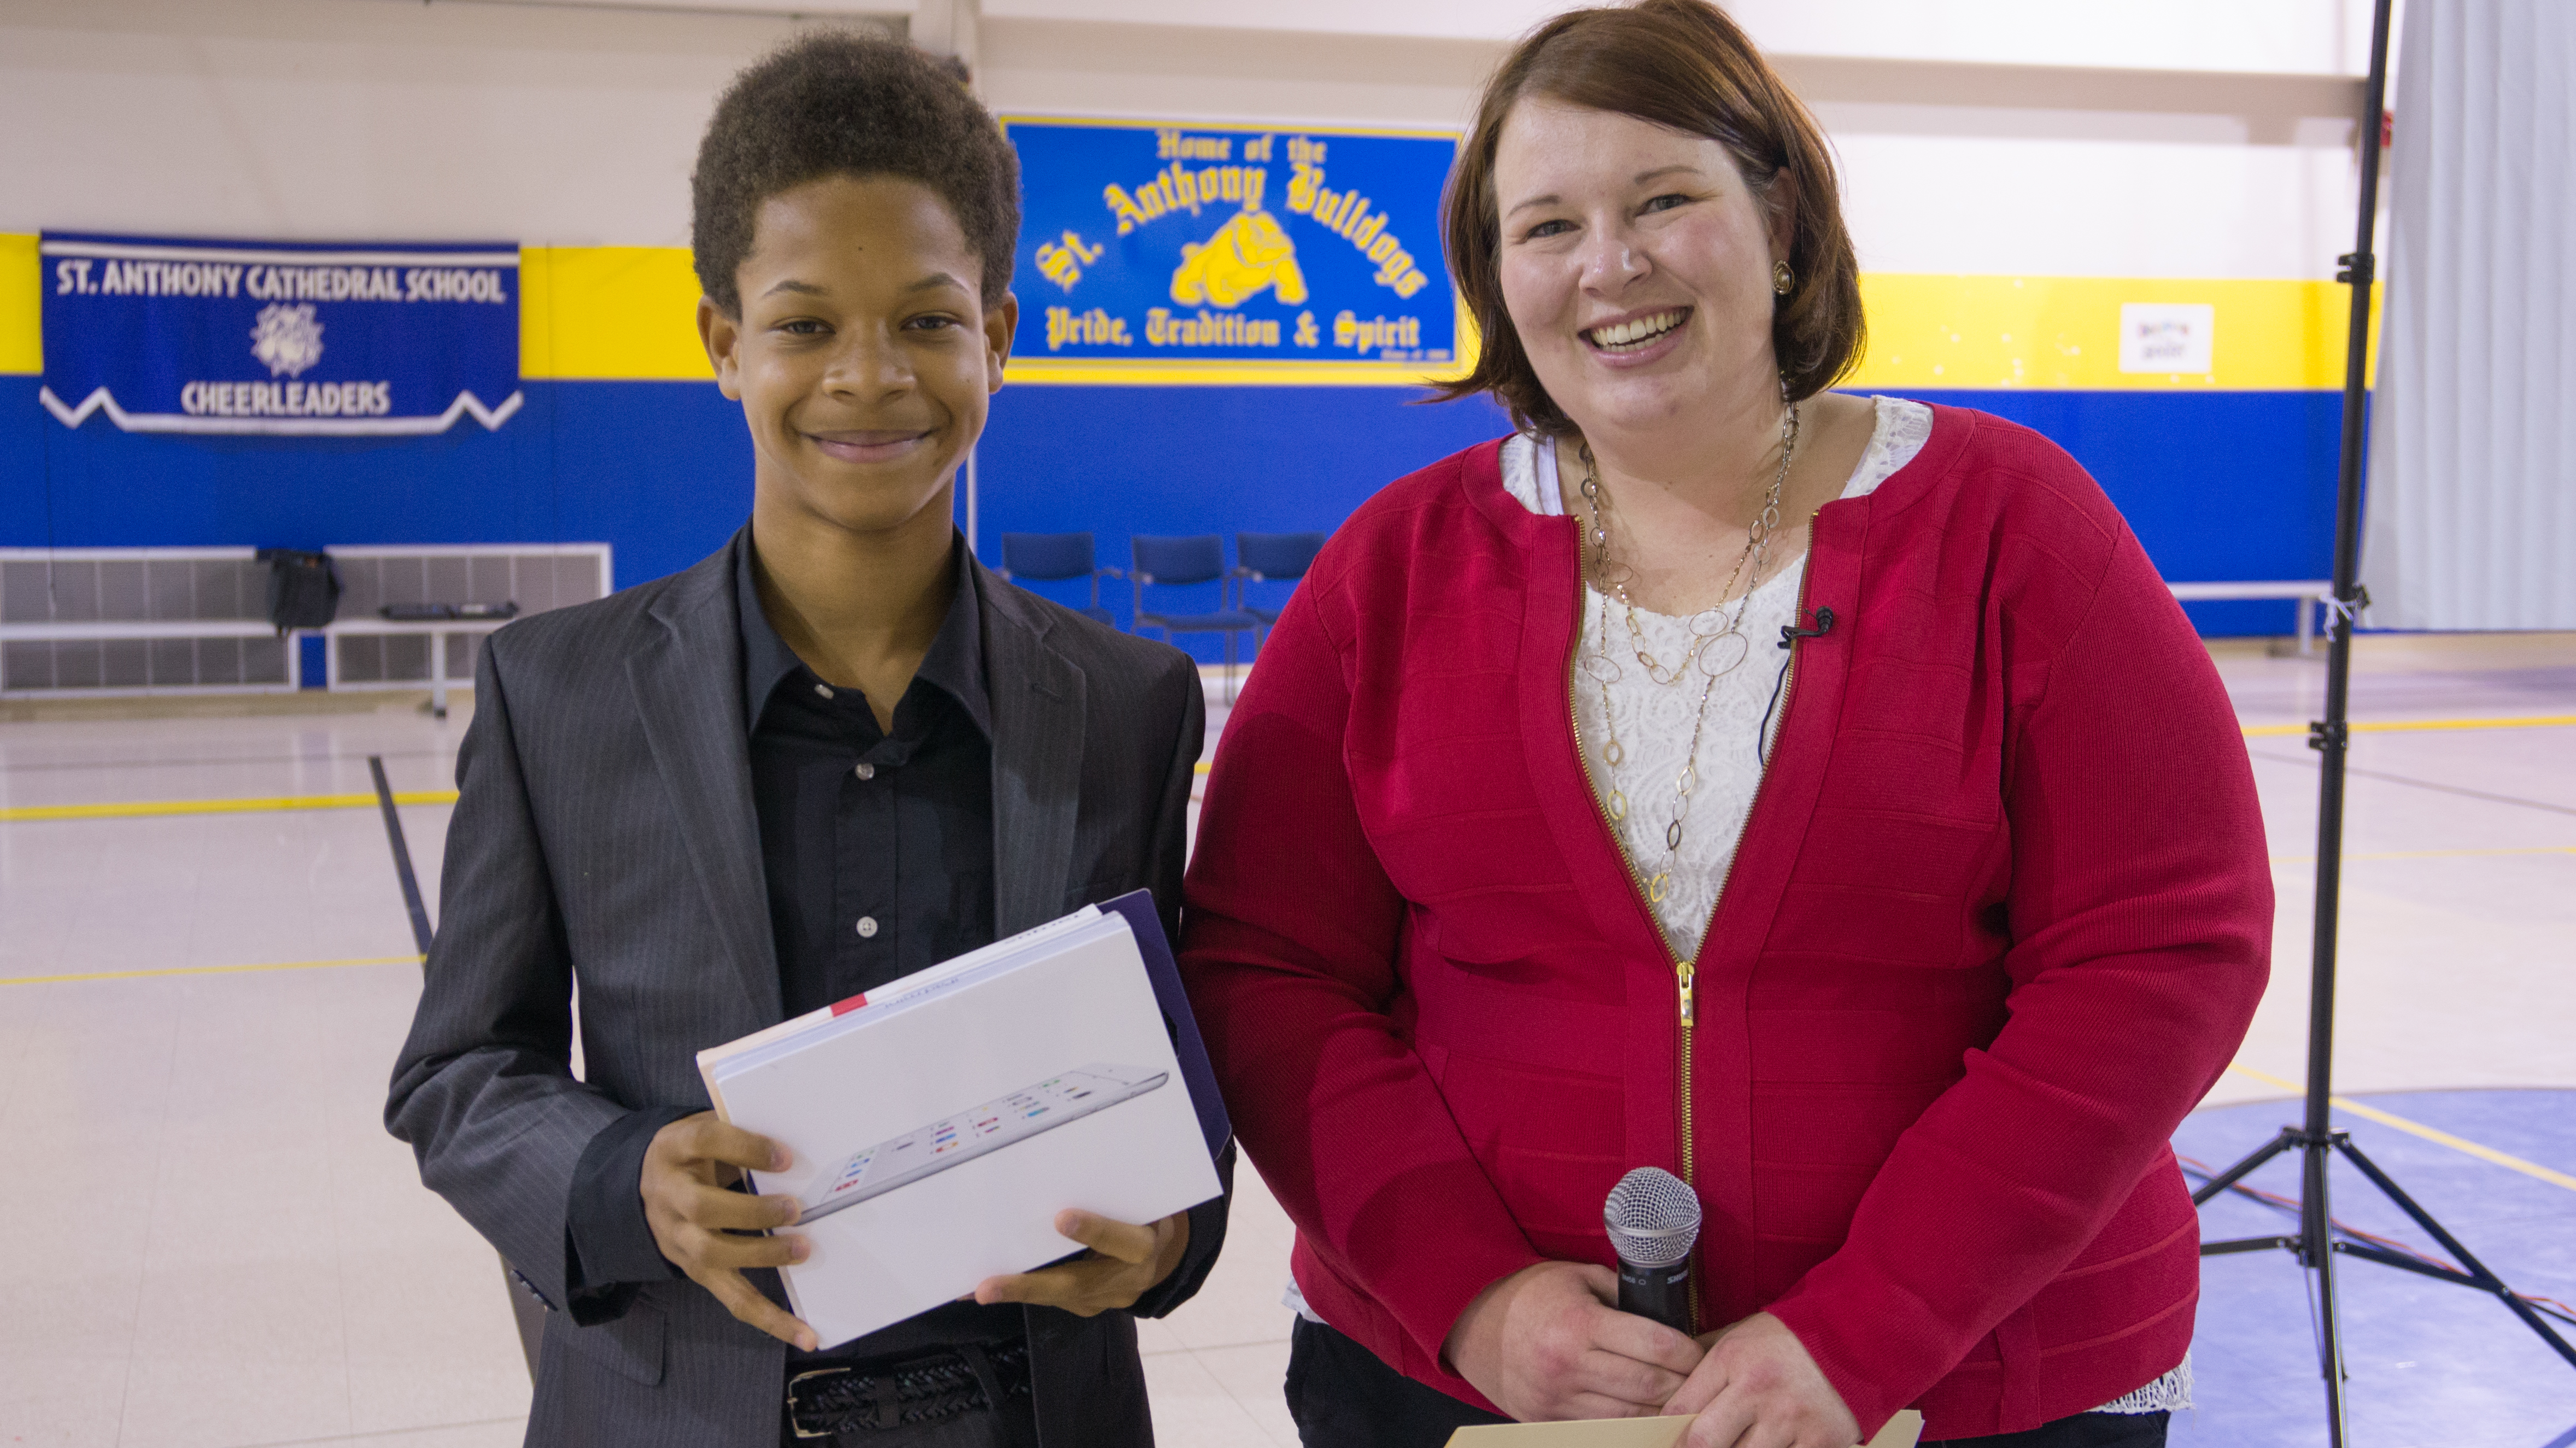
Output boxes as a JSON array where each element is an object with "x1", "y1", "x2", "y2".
[{"x1": 701, "y1": 173, "x2": 1017, "y2": 539}]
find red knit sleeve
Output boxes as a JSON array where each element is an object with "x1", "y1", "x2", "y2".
[
  {"x1": 1180, "y1": 541, "x2": 1547, "y2": 1370},
  {"x1": 1765, "y1": 522, "x2": 2273, "y2": 1434}
]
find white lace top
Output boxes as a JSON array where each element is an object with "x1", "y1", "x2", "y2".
[
  {"x1": 1500, "y1": 396, "x2": 1931, "y2": 959},
  {"x1": 1489, "y1": 396, "x2": 2193, "y2": 1417}
]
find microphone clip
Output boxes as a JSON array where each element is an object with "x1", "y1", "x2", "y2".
[{"x1": 1778, "y1": 604, "x2": 1836, "y2": 650}]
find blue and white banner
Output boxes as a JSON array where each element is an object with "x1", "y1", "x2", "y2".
[
  {"x1": 1000, "y1": 118, "x2": 1459, "y2": 379},
  {"x1": 38, "y1": 232, "x2": 522, "y2": 437}
]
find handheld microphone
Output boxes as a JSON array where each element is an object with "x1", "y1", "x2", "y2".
[{"x1": 1603, "y1": 1167, "x2": 1700, "y2": 1334}]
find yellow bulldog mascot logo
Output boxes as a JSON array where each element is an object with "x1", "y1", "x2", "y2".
[{"x1": 1170, "y1": 209, "x2": 1308, "y2": 308}]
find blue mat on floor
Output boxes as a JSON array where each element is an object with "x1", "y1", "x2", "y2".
[{"x1": 2169, "y1": 1089, "x2": 2576, "y2": 1446}]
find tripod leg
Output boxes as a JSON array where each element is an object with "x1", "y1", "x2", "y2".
[
  {"x1": 2335, "y1": 1137, "x2": 2576, "y2": 1370},
  {"x1": 2304, "y1": 1134, "x2": 2353, "y2": 1445},
  {"x1": 2192, "y1": 1126, "x2": 2300, "y2": 1207}
]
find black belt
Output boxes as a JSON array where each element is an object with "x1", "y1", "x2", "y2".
[{"x1": 787, "y1": 1340, "x2": 1033, "y2": 1439}]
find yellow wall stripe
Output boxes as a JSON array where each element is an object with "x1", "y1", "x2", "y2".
[
  {"x1": 0, "y1": 790, "x2": 458, "y2": 823},
  {"x1": 1846, "y1": 273, "x2": 2379, "y2": 392},
  {"x1": 7, "y1": 233, "x2": 2374, "y2": 390},
  {"x1": 2223, "y1": 1064, "x2": 2576, "y2": 1195},
  {"x1": 0, "y1": 233, "x2": 38, "y2": 375},
  {"x1": 521, "y1": 245, "x2": 714, "y2": 381},
  {"x1": 0, "y1": 953, "x2": 423, "y2": 986}
]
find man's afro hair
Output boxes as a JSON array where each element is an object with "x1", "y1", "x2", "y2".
[{"x1": 692, "y1": 31, "x2": 1020, "y2": 313}]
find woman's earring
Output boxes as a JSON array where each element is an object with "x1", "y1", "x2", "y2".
[{"x1": 1772, "y1": 260, "x2": 1795, "y2": 295}]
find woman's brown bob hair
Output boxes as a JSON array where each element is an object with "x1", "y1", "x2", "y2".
[{"x1": 1435, "y1": 0, "x2": 1865, "y2": 432}]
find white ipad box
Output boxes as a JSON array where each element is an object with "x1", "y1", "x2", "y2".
[{"x1": 696, "y1": 890, "x2": 1227, "y2": 1348}]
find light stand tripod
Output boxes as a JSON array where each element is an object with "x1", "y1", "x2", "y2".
[{"x1": 2185, "y1": 0, "x2": 2576, "y2": 1440}]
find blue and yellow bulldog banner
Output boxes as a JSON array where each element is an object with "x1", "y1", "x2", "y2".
[
  {"x1": 1000, "y1": 118, "x2": 1462, "y2": 384},
  {"x1": 38, "y1": 232, "x2": 521, "y2": 436}
]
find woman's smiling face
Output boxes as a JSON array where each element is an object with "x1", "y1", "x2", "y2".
[
  {"x1": 701, "y1": 172, "x2": 1015, "y2": 539},
  {"x1": 1492, "y1": 97, "x2": 1787, "y2": 441}
]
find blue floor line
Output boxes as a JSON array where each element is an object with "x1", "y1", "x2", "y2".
[{"x1": 2169, "y1": 1089, "x2": 2576, "y2": 1447}]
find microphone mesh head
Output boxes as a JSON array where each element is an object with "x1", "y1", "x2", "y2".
[{"x1": 1603, "y1": 1167, "x2": 1701, "y2": 1269}]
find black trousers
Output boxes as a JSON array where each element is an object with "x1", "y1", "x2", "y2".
[{"x1": 1284, "y1": 1317, "x2": 2167, "y2": 1448}]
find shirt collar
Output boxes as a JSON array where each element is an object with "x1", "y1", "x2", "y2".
[{"x1": 735, "y1": 527, "x2": 992, "y2": 739}]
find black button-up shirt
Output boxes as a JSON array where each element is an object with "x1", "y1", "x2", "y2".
[
  {"x1": 565, "y1": 531, "x2": 1020, "y2": 1357},
  {"x1": 738, "y1": 537, "x2": 998, "y2": 1015}
]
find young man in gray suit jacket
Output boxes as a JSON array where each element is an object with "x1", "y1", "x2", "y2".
[{"x1": 388, "y1": 34, "x2": 1230, "y2": 1447}]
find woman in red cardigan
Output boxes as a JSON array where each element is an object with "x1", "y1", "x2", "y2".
[{"x1": 1181, "y1": 3, "x2": 2271, "y2": 1446}]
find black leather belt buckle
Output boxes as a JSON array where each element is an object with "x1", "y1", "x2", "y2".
[
  {"x1": 787, "y1": 1341, "x2": 1032, "y2": 1439},
  {"x1": 787, "y1": 1365, "x2": 900, "y2": 1439}
]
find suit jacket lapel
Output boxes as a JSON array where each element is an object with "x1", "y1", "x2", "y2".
[
  {"x1": 977, "y1": 563, "x2": 1087, "y2": 935},
  {"x1": 629, "y1": 539, "x2": 782, "y2": 1023}
]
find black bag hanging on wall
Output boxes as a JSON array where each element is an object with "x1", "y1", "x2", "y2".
[{"x1": 255, "y1": 548, "x2": 342, "y2": 634}]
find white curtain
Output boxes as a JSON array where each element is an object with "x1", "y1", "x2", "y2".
[{"x1": 2362, "y1": 0, "x2": 2576, "y2": 630}]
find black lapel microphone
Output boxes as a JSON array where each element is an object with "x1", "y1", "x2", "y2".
[
  {"x1": 1778, "y1": 604, "x2": 1837, "y2": 650},
  {"x1": 1757, "y1": 604, "x2": 1838, "y2": 761},
  {"x1": 1604, "y1": 1167, "x2": 1701, "y2": 1334}
]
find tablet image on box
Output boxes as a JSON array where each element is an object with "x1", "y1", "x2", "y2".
[
  {"x1": 803, "y1": 1064, "x2": 1170, "y2": 1223},
  {"x1": 696, "y1": 892, "x2": 1227, "y2": 1348}
]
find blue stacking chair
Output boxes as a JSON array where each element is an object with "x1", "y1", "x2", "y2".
[
  {"x1": 1230, "y1": 531, "x2": 1327, "y2": 649},
  {"x1": 998, "y1": 532, "x2": 1121, "y2": 627},
  {"x1": 1130, "y1": 534, "x2": 1261, "y2": 702}
]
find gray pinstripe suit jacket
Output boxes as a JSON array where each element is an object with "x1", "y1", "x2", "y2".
[{"x1": 387, "y1": 533, "x2": 1228, "y2": 1447}]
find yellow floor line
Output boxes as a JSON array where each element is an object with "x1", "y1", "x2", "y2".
[
  {"x1": 0, "y1": 790, "x2": 458, "y2": 822},
  {"x1": 2223, "y1": 1064, "x2": 2576, "y2": 1194},
  {"x1": 2243, "y1": 714, "x2": 2576, "y2": 738},
  {"x1": 16, "y1": 973, "x2": 2573, "y2": 1194},
  {"x1": 2270, "y1": 845, "x2": 2576, "y2": 865},
  {"x1": 3, "y1": 710, "x2": 2557, "y2": 811},
  {"x1": 0, "y1": 953, "x2": 425, "y2": 986}
]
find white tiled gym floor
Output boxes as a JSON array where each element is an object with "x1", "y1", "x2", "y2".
[{"x1": 2, "y1": 633, "x2": 2570, "y2": 1447}]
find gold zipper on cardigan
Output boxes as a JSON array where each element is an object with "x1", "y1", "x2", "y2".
[{"x1": 1560, "y1": 519, "x2": 1823, "y2": 1338}]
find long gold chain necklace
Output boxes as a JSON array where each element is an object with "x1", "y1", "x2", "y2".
[{"x1": 1575, "y1": 390, "x2": 1800, "y2": 905}]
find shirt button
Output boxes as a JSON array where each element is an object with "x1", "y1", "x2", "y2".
[
  {"x1": 855, "y1": 916, "x2": 879, "y2": 938},
  {"x1": 854, "y1": 762, "x2": 875, "y2": 781},
  {"x1": 813, "y1": 683, "x2": 835, "y2": 699}
]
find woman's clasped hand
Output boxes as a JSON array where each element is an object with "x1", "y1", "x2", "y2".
[
  {"x1": 1443, "y1": 1263, "x2": 1701, "y2": 1422},
  {"x1": 1665, "y1": 1313, "x2": 1867, "y2": 1448},
  {"x1": 1445, "y1": 1264, "x2": 1865, "y2": 1446}
]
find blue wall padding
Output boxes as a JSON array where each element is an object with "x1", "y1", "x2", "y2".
[
  {"x1": 1907, "y1": 388, "x2": 2346, "y2": 639},
  {"x1": 5, "y1": 377, "x2": 751, "y2": 588},
  {"x1": 3, "y1": 377, "x2": 2346, "y2": 647},
  {"x1": 974, "y1": 382, "x2": 1512, "y2": 632}
]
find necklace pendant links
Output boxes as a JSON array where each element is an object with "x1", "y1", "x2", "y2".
[{"x1": 1572, "y1": 400, "x2": 1798, "y2": 904}]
